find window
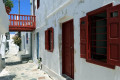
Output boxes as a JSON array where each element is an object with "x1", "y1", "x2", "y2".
[
  {"x1": 37, "y1": 0, "x2": 40, "y2": 9},
  {"x1": 45, "y1": 27, "x2": 54, "y2": 52},
  {"x1": 80, "y1": 3, "x2": 120, "y2": 68},
  {"x1": 90, "y1": 12, "x2": 107, "y2": 62}
]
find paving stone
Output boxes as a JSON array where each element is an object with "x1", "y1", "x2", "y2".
[
  {"x1": 22, "y1": 75, "x2": 28, "y2": 78},
  {"x1": 32, "y1": 69, "x2": 38, "y2": 71},
  {"x1": 21, "y1": 73, "x2": 24, "y2": 75},
  {"x1": 30, "y1": 78, "x2": 37, "y2": 80},
  {"x1": 22, "y1": 61, "x2": 28, "y2": 64},
  {"x1": 38, "y1": 76, "x2": 45, "y2": 80},
  {"x1": 29, "y1": 60, "x2": 33, "y2": 63},
  {"x1": 0, "y1": 47, "x2": 53, "y2": 80}
]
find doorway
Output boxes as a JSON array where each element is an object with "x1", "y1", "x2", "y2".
[
  {"x1": 62, "y1": 19, "x2": 74, "y2": 79},
  {"x1": 36, "y1": 32, "x2": 39, "y2": 59}
]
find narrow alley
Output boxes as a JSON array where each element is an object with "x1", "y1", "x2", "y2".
[
  {"x1": 0, "y1": 43, "x2": 53, "y2": 80},
  {"x1": 1, "y1": 0, "x2": 120, "y2": 80}
]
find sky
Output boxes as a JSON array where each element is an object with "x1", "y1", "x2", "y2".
[
  {"x1": 10, "y1": 0, "x2": 31, "y2": 34},
  {"x1": 10, "y1": 0, "x2": 31, "y2": 15}
]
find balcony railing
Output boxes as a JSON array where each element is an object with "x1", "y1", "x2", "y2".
[{"x1": 9, "y1": 14, "x2": 36, "y2": 31}]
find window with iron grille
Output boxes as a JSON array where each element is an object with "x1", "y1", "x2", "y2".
[{"x1": 80, "y1": 3, "x2": 120, "y2": 68}]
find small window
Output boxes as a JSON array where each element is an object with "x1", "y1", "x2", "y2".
[
  {"x1": 81, "y1": 21, "x2": 85, "y2": 25},
  {"x1": 45, "y1": 27, "x2": 54, "y2": 52},
  {"x1": 37, "y1": 0, "x2": 40, "y2": 9},
  {"x1": 111, "y1": 11, "x2": 118, "y2": 17}
]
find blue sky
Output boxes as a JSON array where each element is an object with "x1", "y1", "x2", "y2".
[
  {"x1": 10, "y1": 0, "x2": 31, "y2": 15},
  {"x1": 10, "y1": 0, "x2": 31, "y2": 34}
]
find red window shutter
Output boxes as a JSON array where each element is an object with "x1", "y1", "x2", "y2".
[
  {"x1": 45, "y1": 30, "x2": 48, "y2": 50},
  {"x1": 107, "y1": 5, "x2": 120, "y2": 66},
  {"x1": 80, "y1": 16, "x2": 87, "y2": 58},
  {"x1": 50, "y1": 27, "x2": 54, "y2": 52}
]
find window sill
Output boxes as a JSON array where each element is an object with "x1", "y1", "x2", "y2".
[
  {"x1": 46, "y1": 49, "x2": 53, "y2": 52},
  {"x1": 86, "y1": 59, "x2": 115, "y2": 69}
]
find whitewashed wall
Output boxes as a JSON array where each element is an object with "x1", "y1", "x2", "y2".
[
  {"x1": 0, "y1": 0, "x2": 9, "y2": 34},
  {"x1": 8, "y1": 34, "x2": 19, "y2": 54},
  {"x1": 31, "y1": 0, "x2": 120, "y2": 80},
  {"x1": 0, "y1": 0, "x2": 9, "y2": 72},
  {"x1": 21, "y1": 32, "x2": 32, "y2": 56}
]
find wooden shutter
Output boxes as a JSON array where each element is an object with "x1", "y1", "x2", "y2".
[
  {"x1": 80, "y1": 16, "x2": 87, "y2": 58},
  {"x1": 50, "y1": 27, "x2": 54, "y2": 52},
  {"x1": 45, "y1": 30, "x2": 48, "y2": 50},
  {"x1": 107, "y1": 5, "x2": 120, "y2": 66}
]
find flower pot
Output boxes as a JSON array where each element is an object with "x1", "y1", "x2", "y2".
[{"x1": 5, "y1": 6, "x2": 11, "y2": 14}]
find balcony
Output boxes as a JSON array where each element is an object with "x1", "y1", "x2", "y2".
[{"x1": 9, "y1": 14, "x2": 36, "y2": 31}]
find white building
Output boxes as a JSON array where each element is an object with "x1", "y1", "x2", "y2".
[
  {"x1": 21, "y1": 32, "x2": 32, "y2": 57},
  {"x1": 22, "y1": 0, "x2": 120, "y2": 80},
  {"x1": 0, "y1": 0, "x2": 9, "y2": 71}
]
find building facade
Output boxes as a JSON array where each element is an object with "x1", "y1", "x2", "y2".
[
  {"x1": 0, "y1": 0, "x2": 9, "y2": 71},
  {"x1": 21, "y1": 32, "x2": 32, "y2": 56},
  {"x1": 30, "y1": 0, "x2": 120, "y2": 80}
]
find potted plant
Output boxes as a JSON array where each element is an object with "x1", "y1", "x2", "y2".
[
  {"x1": 12, "y1": 35, "x2": 21, "y2": 46},
  {"x1": 3, "y1": 0, "x2": 14, "y2": 14}
]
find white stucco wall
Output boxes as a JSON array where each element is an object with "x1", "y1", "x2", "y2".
[
  {"x1": 31, "y1": 0, "x2": 120, "y2": 80},
  {"x1": 21, "y1": 32, "x2": 32, "y2": 56},
  {"x1": 8, "y1": 34, "x2": 19, "y2": 54},
  {"x1": 0, "y1": 0, "x2": 9, "y2": 72},
  {"x1": 0, "y1": 0, "x2": 9, "y2": 34}
]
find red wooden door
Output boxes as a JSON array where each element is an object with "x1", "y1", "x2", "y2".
[
  {"x1": 62, "y1": 19, "x2": 74, "y2": 79},
  {"x1": 107, "y1": 5, "x2": 120, "y2": 66}
]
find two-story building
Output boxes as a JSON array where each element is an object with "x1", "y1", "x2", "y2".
[{"x1": 29, "y1": 0, "x2": 120, "y2": 80}]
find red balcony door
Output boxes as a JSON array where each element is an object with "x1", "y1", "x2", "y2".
[{"x1": 62, "y1": 19, "x2": 74, "y2": 79}]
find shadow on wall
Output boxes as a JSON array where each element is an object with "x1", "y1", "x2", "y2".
[{"x1": 0, "y1": 75, "x2": 16, "y2": 80}]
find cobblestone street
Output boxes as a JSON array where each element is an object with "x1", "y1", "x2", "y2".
[{"x1": 0, "y1": 45, "x2": 53, "y2": 80}]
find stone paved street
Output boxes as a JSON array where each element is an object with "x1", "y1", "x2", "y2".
[
  {"x1": 0, "y1": 54, "x2": 53, "y2": 80},
  {"x1": 0, "y1": 43, "x2": 53, "y2": 80}
]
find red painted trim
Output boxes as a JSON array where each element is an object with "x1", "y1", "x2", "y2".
[
  {"x1": 80, "y1": 16, "x2": 87, "y2": 59},
  {"x1": 87, "y1": 3, "x2": 113, "y2": 16},
  {"x1": 85, "y1": 3, "x2": 116, "y2": 68},
  {"x1": 86, "y1": 59, "x2": 115, "y2": 69},
  {"x1": 45, "y1": 27, "x2": 54, "y2": 52},
  {"x1": 107, "y1": 4, "x2": 120, "y2": 66}
]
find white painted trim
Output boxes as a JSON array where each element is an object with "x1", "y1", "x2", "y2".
[
  {"x1": 59, "y1": 16, "x2": 73, "y2": 23},
  {"x1": 47, "y1": 0, "x2": 73, "y2": 19}
]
